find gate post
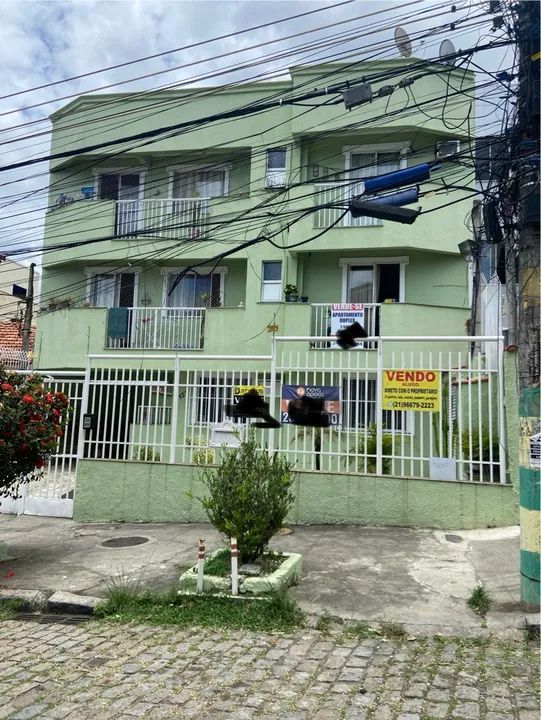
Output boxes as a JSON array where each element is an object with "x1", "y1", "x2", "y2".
[
  {"x1": 375, "y1": 336, "x2": 384, "y2": 476},
  {"x1": 497, "y1": 336, "x2": 507, "y2": 484},
  {"x1": 76, "y1": 357, "x2": 92, "y2": 460},
  {"x1": 169, "y1": 356, "x2": 181, "y2": 464},
  {"x1": 268, "y1": 334, "x2": 277, "y2": 457}
]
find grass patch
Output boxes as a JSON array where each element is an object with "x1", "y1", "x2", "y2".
[
  {"x1": 203, "y1": 549, "x2": 230, "y2": 577},
  {"x1": 0, "y1": 599, "x2": 24, "y2": 621},
  {"x1": 379, "y1": 620, "x2": 407, "y2": 641},
  {"x1": 315, "y1": 614, "x2": 333, "y2": 635},
  {"x1": 524, "y1": 617, "x2": 540, "y2": 643},
  {"x1": 343, "y1": 620, "x2": 375, "y2": 640},
  {"x1": 467, "y1": 584, "x2": 491, "y2": 617},
  {"x1": 95, "y1": 587, "x2": 304, "y2": 633}
]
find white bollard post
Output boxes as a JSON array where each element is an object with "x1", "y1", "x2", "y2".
[
  {"x1": 196, "y1": 538, "x2": 205, "y2": 593},
  {"x1": 230, "y1": 537, "x2": 238, "y2": 596}
]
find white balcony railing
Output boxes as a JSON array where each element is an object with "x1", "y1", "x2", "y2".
[
  {"x1": 114, "y1": 198, "x2": 209, "y2": 238},
  {"x1": 106, "y1": 307, "x2": 205, "y2": 350},
  {"x1": 313, "y1": 182, "x2": 383, "y2": 229},
  {"x1": 310, "y1": 303, "x2": 381, "y2": 349}
]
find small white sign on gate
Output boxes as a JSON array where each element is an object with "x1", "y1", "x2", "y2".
[
  {"x1": 210, "y1": 422, "x2": 243, "y2": 448},
  {"x1": 429, "y1": 457, "x2": 457, "y2": 481}
]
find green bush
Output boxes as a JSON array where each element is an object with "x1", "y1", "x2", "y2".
[
  {"x1": 185, "y1": 435, "x2": 214, "y2": 465},
  {"x1": 347, "y1": 424, "x2": 397, "y2": 474},
  {"x1": 132, "y1": 446, "x2": 161, "y2": 462},
  {"x1": 461, "y1": 430, "x2": 500, "y2": 481},
  {"x1": 0, "y1": 366, "x2": 70, "y2": 498},
  {"x1": 197, "y1": 435, "x2": 295, "y2": 563}
]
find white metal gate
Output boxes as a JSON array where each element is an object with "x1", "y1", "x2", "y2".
[{"x1": 0, "y1": 371, "x2": 84, "y2": 518}]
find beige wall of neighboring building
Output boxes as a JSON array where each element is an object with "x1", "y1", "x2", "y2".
[{"x1": 0, "y1": 258, "x2": 40, "y2": 320}]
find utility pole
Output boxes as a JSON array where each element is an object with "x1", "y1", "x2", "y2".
[
  {"x1": 515, "y1": 0, "x2": 540, "y2": 606},
  {"x1": 21, "y1": 263, "x2": 35, "y2": 354}
]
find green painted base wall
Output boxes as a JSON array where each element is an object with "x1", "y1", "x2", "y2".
[{"x1": 73, "y1": 459, "x2": 518, "y2": 529}]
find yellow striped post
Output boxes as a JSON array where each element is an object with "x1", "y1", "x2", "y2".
[{"x1": 519, "y1": 388, "x2": 540, "y2": 605}]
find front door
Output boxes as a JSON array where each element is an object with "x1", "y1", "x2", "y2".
[{"x1": 346, "y1": 263, "x2": 401, "y2": 335}]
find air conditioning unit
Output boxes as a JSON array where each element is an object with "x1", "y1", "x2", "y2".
[{"x1": 436, "y1": 140, "x2": 461, "y2": 159}]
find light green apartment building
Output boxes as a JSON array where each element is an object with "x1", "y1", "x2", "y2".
[{"x1": 30, "y1": 60, "x2": 517, "y2": 526}]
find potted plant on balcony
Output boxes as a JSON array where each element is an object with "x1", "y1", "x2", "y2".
[{"x1": 284, "y1": 284, "x2": 299, "y2": 303}]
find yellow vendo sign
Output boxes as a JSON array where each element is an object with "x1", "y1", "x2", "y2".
[{"x1": 382, "y1": 369, "x2": 440, "y2": 412}]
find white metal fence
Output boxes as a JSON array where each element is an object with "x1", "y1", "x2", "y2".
[
  {"x1": 313, "y1": 183, "x2": 382, "y2": 229},
  {"x1": 0, "y1": 346, "x2": 32, "y2": 370},
  {"x1": 311, "y1": 303, "x2": 380, "y2": 349},
  {"x1": 79, "y1": 336, "x2": 507, "y2": 484},
  {"x1": 0, "y1": 371, "x2": 84, "y2": 517},
  {"x1": 271, "y1": 337, "x2": 505, "y2": 483},
  {"x1": 106, "y1": 307, "x2": 205, "y2": 350},
  {"x1": 114, "y1": 198, "x2": 209, "y2": 237}
]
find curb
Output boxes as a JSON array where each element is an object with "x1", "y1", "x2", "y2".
[{"x1": 0, "y1": 588, "x2": 104, "y2": 615}]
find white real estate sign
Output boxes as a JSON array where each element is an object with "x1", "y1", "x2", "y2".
[{"x1": 329, "y1": 303, "x2": 365, "y2": 348}]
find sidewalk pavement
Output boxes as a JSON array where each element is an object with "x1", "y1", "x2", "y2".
[{"x1": 0, "y1": 514, "x2": 532, "y2": 634}]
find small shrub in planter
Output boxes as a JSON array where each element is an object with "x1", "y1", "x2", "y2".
[
  {"x1": 196, "y1": 435, "x2": 296, "y2": 563},
  {"x1": 284, "y1": 284, "x2": 299, "y2": 303}
]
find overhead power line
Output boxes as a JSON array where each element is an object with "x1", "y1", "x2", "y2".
[{"x1": 0, "y1": 39, "x2": 510, "y2": 175}]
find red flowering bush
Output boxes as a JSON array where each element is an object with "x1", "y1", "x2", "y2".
[{"x1": 0, "y1": 366, "x2": 70, "y2": 499}]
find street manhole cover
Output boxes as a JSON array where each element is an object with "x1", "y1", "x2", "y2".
[
  {"x1": 101, "y1": 536, "x2": 149, "y2": 548},
  {"x1": 445, "y1": 533, "x2": 463, "y2": 543}
]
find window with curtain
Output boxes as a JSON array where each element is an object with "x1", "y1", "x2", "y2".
[
  {"x1": 349, "y1": 151, "x2": 401, "y2": 180},
  {"x1": 172, "y1": 169, "x2": 226, "y2": 198},
  {"x1": 342, "y1": 377, "x2": 404, "y2": 430},
  {"x1": 90, "y1": 272, "x2": 135, "y2": 308},
  {"x1": 261, "y1": 261, "x2": 282, "y2": 302},
  {"x1": 166, "y1": 272, "x2": 222, "y2": 307}
]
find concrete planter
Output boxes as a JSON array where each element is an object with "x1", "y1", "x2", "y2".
[{"x1": 179, "y1": 550, "x2": 302, "y2": 596}]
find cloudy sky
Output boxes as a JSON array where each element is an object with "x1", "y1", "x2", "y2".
[{"x1": 0, "y1": 0, "x2": 512, "y2": 260}]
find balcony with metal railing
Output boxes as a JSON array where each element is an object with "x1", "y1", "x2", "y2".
[
  {"x1": 312, "y1": 182, "x2": 382, "y2": 229},
  {"x1": 310, "y1": 303, "x2": 381, "y2": 349},
  {"x1": 114, "y1": 198, "x2": 210, "y2": 238},
  {"x1": 106, "y1": 307, "x2": 205, "y2": 350}
]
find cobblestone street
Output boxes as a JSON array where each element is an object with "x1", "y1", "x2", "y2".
[{"x1": 0, "y1": 619, "x2": 538, "y2": 720}]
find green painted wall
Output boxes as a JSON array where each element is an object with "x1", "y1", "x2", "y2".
[
  {"x1": 38, "y1": 59, "x2": 476, "y2": 370},
  {"x1": 405, "y1": 252, "x2": 468, "y2": 308},
  {"x1": 73, "y1": 458, "x2": 517, "y2": 528},
  {"x1": 34, "y1": 302, "x2": 470, "y2": 371},
  {"x1": 34, "y1": 307, "x2": 107, "y2": 369}
]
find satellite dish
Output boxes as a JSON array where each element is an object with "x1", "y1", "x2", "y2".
[
  {"x1": 394, "y1": 27, "x2": 412, "y2": 57},
  {"x1": 439, "y1": 39, "x2": 457, "y2": 65}
]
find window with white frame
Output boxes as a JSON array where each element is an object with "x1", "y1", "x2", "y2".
[
  {"x1": 171, "y1": 168, "x2": 228, "y2": 198},
  {"x1": 346, "y1": 145, "x2": 407, "y2": 180},
  {"x1": 342, "y1": 377, "x2": 405, "y2": 430},
  {"x1": 261, "y1": 261, "x2": 282, "y2": 302},
  {"x1": 190, "y1": 373, "x2": 270, "y2": 425},
  {"x1": 87, "y1": 271, "x2": 136, "y2": 308},
  {"x1": 165, "y1": 269, "x2": 224, "y2": 308},
  {"x1": 265, "y1": 148, "x2": 287, "y2": 187}
]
